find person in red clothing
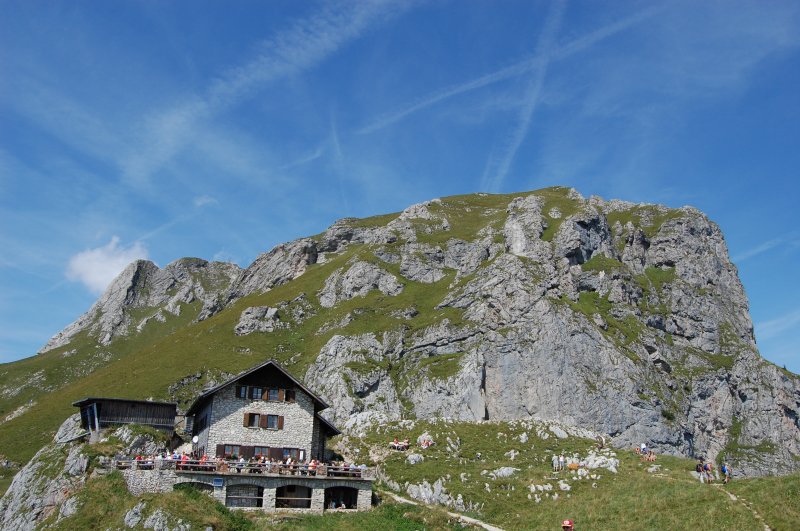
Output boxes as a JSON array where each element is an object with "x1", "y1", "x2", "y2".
[{"x1": 561, "y1": 519, "x2": 574, "y2": 530}]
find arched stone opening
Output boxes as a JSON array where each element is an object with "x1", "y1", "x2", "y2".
[
  {"x1": 324, "y1": 486, "x2": 358, "y2": 510},
  {"x1": 226, "y1": 484, "x2": 264, "y2": 508},
  {"x1": 275, "y1": 484, "x2": 312, "y2": 509}
]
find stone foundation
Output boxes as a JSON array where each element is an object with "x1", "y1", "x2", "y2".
[{"x1": 120, "y1": 468, "x2": 372, "y2": 513}]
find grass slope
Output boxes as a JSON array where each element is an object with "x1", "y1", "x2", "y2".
[
  {"x1": 54, "y1": 420, "x2": 800, "y2": 531},
  {"x1": 341, "y1": 419, "x2": 783, "y2": 530}
]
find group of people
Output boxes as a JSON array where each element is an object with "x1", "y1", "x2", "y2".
[
  {"x1": 120, "y1": 451, "x2": 367, "y2": 477},
  {"x1": 551, "y1": 454, "x2": 567, "y2": 472},
  {"x1": 226, "y1": 455, "x2": 322, "y2": 475},
  {"x1": 696, "y1": 459, "x2": 732, "y2": 484},
  {"x1": 389, "y1": 437, "x2": 410, "y2": 451},
  {"x1": 634, "y1": 443, "x2": 657, "y2": 462},
  {"x1": 129, "y1": 450, "x2": 193, "y2": 470},
  {"x1": 388, "y1": 436, "x2": 435, "y2": 450}
]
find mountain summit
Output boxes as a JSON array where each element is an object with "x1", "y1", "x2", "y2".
[{"x1": 1, "y1": 187, "x2": 798, "y2": 478}]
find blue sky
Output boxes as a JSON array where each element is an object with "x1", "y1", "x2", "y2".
[{"x1": 1, "y1": 0, "x2": 799, "y2": 372}]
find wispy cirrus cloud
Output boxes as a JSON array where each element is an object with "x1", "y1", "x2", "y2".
[
  {"x1": 66, "y1": 236, "x2": 149, "y2": 294},
  {"x1": 357, "y1": 4, "x2": 664, "y2": 135},
  {"x1": 124, "y1": 0, "x2": 409, "y2": 185},
  {"x1": 733, "y1": 237, "x2": 785, "y2": 263},
  {"x1": 757, "y1": 308, "x2": 800, "y2": 341},
  {"x1": 479, "y1": 0, "x2": 566, "y2": 192},
  {"x1": 193, "y1": 195, "x2": 218, "y2": 208}
]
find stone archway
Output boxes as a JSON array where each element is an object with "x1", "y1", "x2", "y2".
[
  {"x1": 324, "y1": 486, "x2": 358, "y2": 510},
  {"x1": 275, "y1": 484, "x2": 312, "y2": 509},
  {"x1": 226, "y1": 484, "x2": 264, "y2": 508}
]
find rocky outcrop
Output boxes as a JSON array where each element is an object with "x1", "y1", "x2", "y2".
[
  {"x1": 226, "y1": 239, "x2": 318, "y2": 301},
  {"x1": 0, "y1": 415, "x2": 88, "y2": 530},
  {"x1": 41, "y1": 258, "x2": 241, "y2": 351},
  {"x1": 234, "y1": 306, "x2": 288, "y2": 336},
  {"x1": 318, "y1": 261, "x2": 403, "y2": 308}
]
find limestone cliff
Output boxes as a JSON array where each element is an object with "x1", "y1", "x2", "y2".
[{"x1": 298, "y1": 189, "x2": 800, "y2": 476}]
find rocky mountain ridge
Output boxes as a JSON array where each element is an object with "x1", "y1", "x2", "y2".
[{"x1": 3, "y1": 187, "x2": 799, "y2": 480}]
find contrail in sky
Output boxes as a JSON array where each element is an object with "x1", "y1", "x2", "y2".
[
  {"x1": 479, "y1": 0, "x2": 566, "y2": 193},
  {"x1": 358, "y1": 5, "x2": 664, "y2": 135}
]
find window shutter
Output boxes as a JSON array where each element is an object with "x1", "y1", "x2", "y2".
[
  {"x1": 278, "y1": 416, "x2": 284, "y2": 430},
  {"x1": 286, "y1": 389, "x2": 295, "y2": 402},
  {"x1": 259, "y1": 415, "x2": 268, "y2": 429},
  {"x1": 241, "y1": 446, "x2": 254, "y2": 459},
  {"x1": 278, "y1": 389, "x2": 285, "y2": 401},
  {"x1": 215, "y1": 444, "x2": 225, "y2": 458},
  {"x1": 261, "y1": 388, "x2": 269, "y2": 400},
  {"x1": 243, "y1": 413, "x2": 250, "y2": 427},
  {"x1": 235, "y1": 385, "x2": 244, "y2": 398}
]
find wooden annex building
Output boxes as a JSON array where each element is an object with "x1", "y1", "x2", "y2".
[{"x1": 73, "y1": 397, "x2": 177, "y2": 440}]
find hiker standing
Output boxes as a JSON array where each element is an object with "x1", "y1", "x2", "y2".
[
  {"x1": 696, "y1": 460, "x2": 705, "y2": 483},
  {"x1": 722, "y1": 462, "x2": 732, "y2": 484}
]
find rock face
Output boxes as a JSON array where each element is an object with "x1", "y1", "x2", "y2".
[
  {"x1": 0, "y1": 415, "x2": 88, "y2": 531},
  {"x1": 318, "y1": 261, "x2": 403, "y2": 308},
  {"x1": 298, "y1": 189, "x2": 800, "y2": 477},
  {"x1": 41, "y1": 258, "x2": 241, "y2": 351},
  {"x1": 0, "y1": 416, "x2": 172, "y2": 530}
]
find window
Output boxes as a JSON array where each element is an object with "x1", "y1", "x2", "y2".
[
  {"x1": 254, "y1": 446, "x2": 269, "y2": 456},
  {"x1": 236, "y1": 385, "x2": 248, "y2": 399},
  {"x1": 268, "y1": 388, "x2": 279, "y2": 401},
  {"x1": 282, "y1": 448, "x2": 300, "y2": 461},
  {"x1": 224, "y1": 445, "x2": 240, "y2": 458},
  {"x1": 250, "y1": 386, "x2": 263, "y2": 400},
  {"x1": 267, "y1": 414, "x2": 283, "y2": 430},
  {"x1": 248, "y1": 413, "x2": 261, "y2": 428},
  {"x1": 194, "y1": 415, "x2": 207, "y2": 433},
  {"x1": 286, "y1": 389, "x2": 296, "y2": 402}
]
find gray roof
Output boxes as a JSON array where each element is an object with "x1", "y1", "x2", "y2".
[
  {"x1": 316, "y1": 413, "x2": 342, "y2": 436},
  {"x1": 185, "y1": 359, "x2": 331, "y2": 416},
  {"x1": 73, "y1": 397, "x2": 177, "y2": 408}
]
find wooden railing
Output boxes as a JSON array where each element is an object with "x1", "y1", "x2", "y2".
[{"x1": 111, "y1": 458, "x2": 374, "y2": 479}]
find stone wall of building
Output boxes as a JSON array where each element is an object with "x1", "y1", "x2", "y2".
[
  {"x1": 206, "y1": 385, "x2": 317, "y2": 457},
  {"x1": 206, "y1": 385, "x2": 315, "y2": 458},
  {"x1": 133, "y1": 470, "x2": 373, "y2": 513},
  {"x1": 121, "y1": 469, "x2": 179, "y2": 496}
]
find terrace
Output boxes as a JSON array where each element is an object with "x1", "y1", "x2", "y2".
[{"x1": 111, "y1": 458, "x2": 375, "y2": 480}]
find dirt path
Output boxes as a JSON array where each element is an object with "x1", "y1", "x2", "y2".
[
  {"x1": 711, "y1": 484, "x2": 771, "y2": 531},
  {"x1": 643, "y1": 469, "x2": 771, "y2": 530},
  {"x1": 382, "y1": 490, "x2": 505, "y2": 531}
]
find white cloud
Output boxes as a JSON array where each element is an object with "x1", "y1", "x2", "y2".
[{"x1": 66, "y1": 237, "x2": 149, "y2": 294}]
